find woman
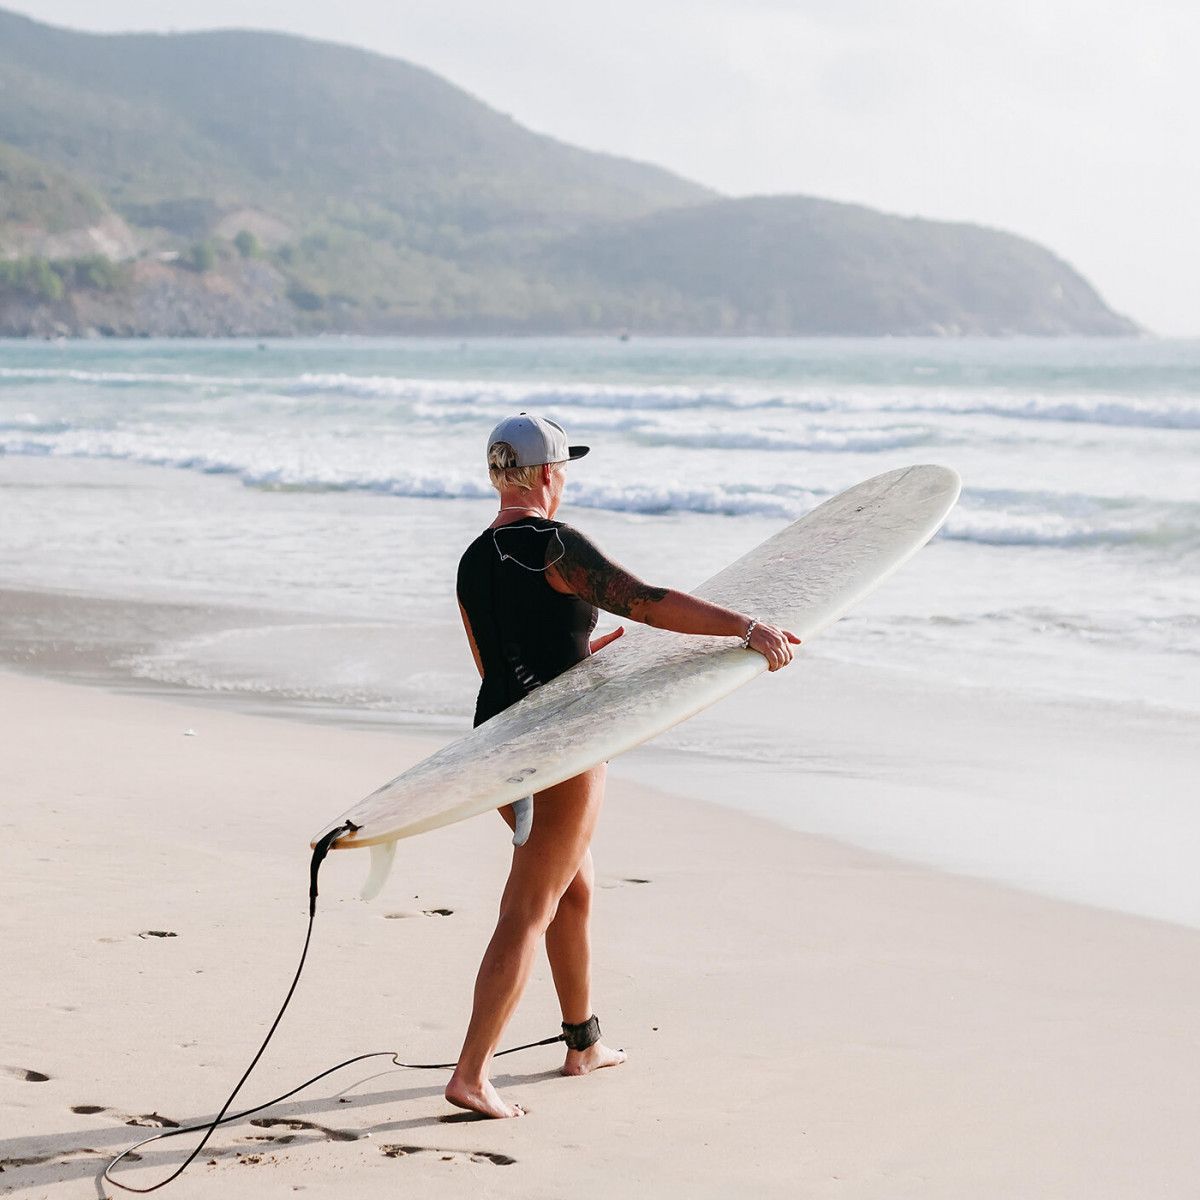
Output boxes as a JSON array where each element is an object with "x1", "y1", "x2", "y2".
[{"x1": 449, "y1": 413, "x2": 800, "y2": 1119}]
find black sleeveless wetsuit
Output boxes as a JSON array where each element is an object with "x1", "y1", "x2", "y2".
[{"x1": 456, "y1": 517, "x2": 598, "y2": 728}]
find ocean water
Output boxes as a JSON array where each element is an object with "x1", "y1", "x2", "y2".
[
  {"x1": 3, "y1": 335, "x2": 1199, "y2": 926},
  {"x1": 1, "y1": 335, "x2": 1196, "y2": 719}
]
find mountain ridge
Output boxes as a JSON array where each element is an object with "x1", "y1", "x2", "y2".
[{"x1": 0, "y1": 7, "x2": 1138, "y2": 336}]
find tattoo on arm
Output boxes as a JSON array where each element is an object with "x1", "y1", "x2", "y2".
[{"x1": 552, "y1": 527, "x2": 669, "y2": 620}]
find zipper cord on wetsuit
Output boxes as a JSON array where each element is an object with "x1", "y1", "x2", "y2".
[
  {"x1": 103, "y1": 823, "x2": 566, "y2": 1193},
  {"x1": 492, "y1": 522, "x2": 566, "y2": 571}
]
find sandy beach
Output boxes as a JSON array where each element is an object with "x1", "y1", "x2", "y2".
[{"x1": 3, "y1": 664, "x2": 1200, "y2": 1199}]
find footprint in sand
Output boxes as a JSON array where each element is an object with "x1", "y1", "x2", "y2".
[
  {"x1": 382, "y1": 908, "x2": 454, "y2": 919},
  {"x1": 598, "y1": 877, "x2": 652, "y2": 889},
  {"x1": 95, "y1": 932, "x2": 177, "y2": 942},
  {"x1": 0, "y1": 1147, "x2": 113, "y2": 1171},
  {"x1": 380, "y1": 1143, "x2": 515, "y2": 1166},
  {"x1": 2, "y1": 1065, "x2": 51, "y2": 1083},
  {"x1": 249, "y1": 1117, "x2": 361, "y2": 1143},
  {"x1": 70, "y1": 1104, "x2": 180, "y2": 1128}
]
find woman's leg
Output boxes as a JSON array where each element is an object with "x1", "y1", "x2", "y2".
[
  {"x1": 544, "y1": 851, "x2": 595, "y2": 1025},
  {"x1": 545, "y1": 852, "x2": 627, "y2": 1076},
  {"x1": 446, "y1": 764, "x2": 606, "y2": 1118}
]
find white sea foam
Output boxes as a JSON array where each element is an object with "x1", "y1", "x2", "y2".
[
  {"x1": 0, "y1": 366, "x2": 253, "y2": 387},
  {"x1": 944, "y1": 487, "x2": 1200, "y2": 549},
  {"x1": 2, "y1": 408, "x2": 939, "y2": 457},
  {"x1": 943, "y1": 511, "x2": 1179, "y2": 549},
  {"x1": 7, "y1": 423, "x2": 1196, "y2": 548},
  {"x1": 891, "y1": 391, "x2": 1200, "y2": 431},
  {"x1": 0, "y1": 429, "x2": 824, "y2": 517},
  {"x1": 628, "y1": 423, "x2": 941, "y2": 453},
  {"x1": 289, "y1": 373, "x2": 1200, "y2": 430},
  {"x1": 287, "y1": 371, "x2": 824, "y2": 414},
  {"x1": 116, "y1": 623, "x2": 475, "y2": 716},
  {"x1": 6, "y1": 361, "x2": 1197, "y2": 429}
]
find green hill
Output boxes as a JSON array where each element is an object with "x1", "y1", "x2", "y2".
[
  {"x1": 542, "y1": 195, "x2": 1136, "y2": 336},
  {"x1": 0, "y1": 7, "x2": 1137, "y2": 336},
  {"x1": 0, "y1": 8, "x2": 706, "y2": 225}
]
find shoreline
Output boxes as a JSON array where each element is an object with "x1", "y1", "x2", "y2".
[
  {"x1": 2, "y1": 578, "x2": 1198, "y2": 930},
  {"x1": 3, "y1": 667, "x2": 1200, "y2": 1197},
  {"x1": 5, "y1": 574, "x2": 1196, "y2": 724}
]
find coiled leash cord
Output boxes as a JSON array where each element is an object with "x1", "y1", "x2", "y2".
[{"x1": 104, "y1": 822, "x2": 565, "y2": 1193}]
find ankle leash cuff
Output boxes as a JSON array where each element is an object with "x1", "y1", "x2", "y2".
[{"x1": 561, "y1": 1015, "x2": 601, "y2": 1051}]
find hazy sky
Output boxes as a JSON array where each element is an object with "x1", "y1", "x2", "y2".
[{"x1": 8, "y1": 1, "x2": 1198, "y2": 334}]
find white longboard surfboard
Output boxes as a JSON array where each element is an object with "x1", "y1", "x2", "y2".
[{"x1": 314, "y1": 465, "x2": 961, "y2": 881}]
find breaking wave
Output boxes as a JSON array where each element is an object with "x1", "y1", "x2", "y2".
[
  {"x1": 6, "y1": 364, "x2": 1196, "y2": 429},
  {"x1": 4, "y1": 428, "x2": 1196, "y2": 548}
]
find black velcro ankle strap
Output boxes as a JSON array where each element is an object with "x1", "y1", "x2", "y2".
[{"x1": 561, "y1": 1015, "x2": 601, "y2": 1051}]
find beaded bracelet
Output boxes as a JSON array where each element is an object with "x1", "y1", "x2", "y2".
[{"x1": 741, "y1": 619, "x2": 758, "y2": 649}]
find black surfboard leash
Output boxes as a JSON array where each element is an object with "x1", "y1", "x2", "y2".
[{"x1": 103, "y1": 822, "x2": 565, "y2": 1193}]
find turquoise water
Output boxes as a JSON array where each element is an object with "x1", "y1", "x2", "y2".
[{"x1": 1, "y1": 336, "x2": 1197, "y2": 717}]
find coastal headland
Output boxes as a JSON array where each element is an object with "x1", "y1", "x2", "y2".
[{"x1": 0, "y1": 7, "x2": 1136, "y2": 338}]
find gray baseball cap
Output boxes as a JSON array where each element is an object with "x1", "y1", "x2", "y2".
[{"x1": 487, "y1": 412, "x2": 590, "y2": 467}]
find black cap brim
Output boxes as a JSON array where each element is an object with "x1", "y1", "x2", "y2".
[{"x1": 568, "y1": 445, "x2": 590, "y2": 460}]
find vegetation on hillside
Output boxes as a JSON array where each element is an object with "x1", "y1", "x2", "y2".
[
  {"x1": 0, "y1": 143, "x2": 109, "y2": 233},
  {"x1": 0, "y1": 254, "x2": 128, "y2": 301}
]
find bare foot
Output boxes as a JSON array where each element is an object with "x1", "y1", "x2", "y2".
[
  {"x1": 562, "y1": 1041, "x2": 627, "y2": 1077},
  {"x1": 444, "y1": 1075, "x2": 525, "y2": 1119}
]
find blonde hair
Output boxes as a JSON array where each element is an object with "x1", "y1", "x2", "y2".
[{"x1": 488, "y1": 441, "x2": 562, "y2": 493}]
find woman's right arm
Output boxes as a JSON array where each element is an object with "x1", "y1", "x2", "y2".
[
  {"x1": 458, "y1": 601, "x2": 485, "y2": 678},
  {"x1": 546, "y1": 527, "x2": 801, "y2": 671}
]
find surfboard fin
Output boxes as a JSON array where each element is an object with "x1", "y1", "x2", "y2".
[
  {"x1": 361, "y1": 840, "x2": 397, "y2": 902},
  {"x1": 512, "y1": 796, "x2": 534, "y2": 847}
]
